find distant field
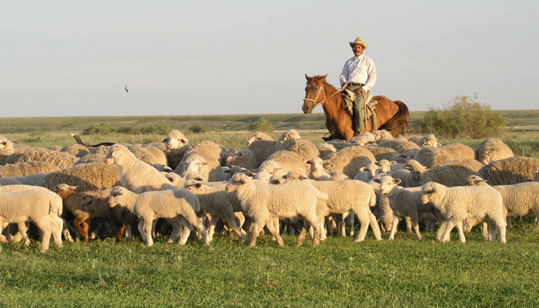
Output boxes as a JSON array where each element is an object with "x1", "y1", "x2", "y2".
[{"x1": 1, "y1": 110, "x2": 538, "y2": 157}]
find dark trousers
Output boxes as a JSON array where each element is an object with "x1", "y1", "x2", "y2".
[{"x1": 345, "y1": 83, "x2": 365, "y2": 134}]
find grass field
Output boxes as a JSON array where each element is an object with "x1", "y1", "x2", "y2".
[{"x1": 0, "y1": 111, "x2": 538, "y2": 307}]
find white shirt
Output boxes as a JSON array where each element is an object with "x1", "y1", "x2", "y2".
[{"x1": 339, "y1": 54, "x2": 377, "y2": 92}]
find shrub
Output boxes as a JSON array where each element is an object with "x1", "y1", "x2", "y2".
[
  {"x1": 188, "y1": 124, "x2": 212, "y2": 133},
  {"x1": 248, "y1": 117, "x2": 273, "y2": 132},
  {"x1": 82, "y1": 122, "x2": 170, "y2": 135},
  {"x1": 417, "y1": 95, "x2": 506, "y2": 138}
]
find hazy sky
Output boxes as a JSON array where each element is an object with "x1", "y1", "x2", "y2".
[{"x1": 1, "y1": 1, "x2": 538, "y2": 117}]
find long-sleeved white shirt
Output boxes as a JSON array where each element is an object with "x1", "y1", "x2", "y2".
[{"x1": 339, "y1": 54, "x2": 377, "y2": 92}]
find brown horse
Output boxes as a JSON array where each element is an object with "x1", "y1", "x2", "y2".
[{"x1": 302, "y1": 74, "x2": 410, "y2": 141}]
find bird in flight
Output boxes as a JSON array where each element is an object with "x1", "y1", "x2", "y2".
[{"x1": 125, "y1": 83, "x2": 129, "y2": 94}]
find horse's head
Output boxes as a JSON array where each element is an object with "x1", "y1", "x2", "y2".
[{"x1": 302, "y1": 74, "x2": 327, "y2": 114}]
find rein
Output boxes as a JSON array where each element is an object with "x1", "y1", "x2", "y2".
[{"x1": 303, "y1": 83, "x2": 344, "y2": 107}]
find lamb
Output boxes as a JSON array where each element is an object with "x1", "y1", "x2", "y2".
[
  {"x1": 305, "y1": 157, "x2": 347, "y2": 181},
  {"x1": 0, "y1": 161, "x2": 60, "y2": 177},
  {"x1": 53, "y1": 184, "x2": 136, "y2": 243},
  {"x1": 323, "y1": 146, "x2": 376, "y2": 178},
  {"x1": 183, "y1": 180, "x2": 246, "y2": 242},
  {"x1": 372, "y1": 129, "x2": 395, "y2": 142},
  {"x1": 465, "y1": 175, "x2": 539, "y2": 229},
  {"x1": 0, "y1": 189, "x2": 64, "y2": 252},
  {"x1": 374, "y1": 175, "x2": 442, "y2": 240},
  {"x1": 276, "y1": 137, "x2": 320, "y2": 161},
  {"x1": 409, "y1": 134, "x2": 441, "y2": 147},
  {"x1": 282, "y1": 174, "x2": 382, "y2": 242},
  {"x1": 225, "y1": 173, "x2": 328, "y2": 247},
  {"x1": 390, "y1": 159, "x2": 426, "y2": 187},
  {"x1": 349, "y1": 132, "x2": 376, "y2": 146},
  {"x1": 38, "y1": 163, "x2": 122, "y2": 191},
  {"x1": 221, "y1": 148, "x2": 258, "y2": 170},
  {"x1": 175, "y1": 141, "x2": 226, "y2": 181},
  {"x1": 108, "y1": 186, "x2": 209, "y2": 247},
  {"x1": 475, "y1": 138, "x2": 514, "y2": 164},
  {"x1": 421, "y1": 182, "x2": 506, "y2": 243},
  {"x1": 163, "y1": 129, "x2": 191, "y2": 169},
  {"x1": 105, "y1": 144, "x2": 177, "y2": 193},
  {"x1": 175, "y1": 153, "x2": 215, "y2": 182},
  {"x1": 127, "y1": 144, "x2": 168, "y2": 167}
]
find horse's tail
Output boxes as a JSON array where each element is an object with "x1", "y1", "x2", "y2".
[{"x1": 382, "y1": 100, "x2": 411, "y2": 137}]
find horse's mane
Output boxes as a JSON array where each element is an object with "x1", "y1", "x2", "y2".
[{"x1": 310, "y1": 75, "x2": 338, "y2": 93}]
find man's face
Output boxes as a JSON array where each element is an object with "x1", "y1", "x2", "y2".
[{"x1": 352, "y1": 44, "x2": 364, "y2": 57}]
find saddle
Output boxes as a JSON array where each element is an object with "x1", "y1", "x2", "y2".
[{"x1": 341, "y1": 90, "x2": 378, "y2": 130}]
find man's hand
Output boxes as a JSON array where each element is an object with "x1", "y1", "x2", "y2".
[{"x1": 357, "y1": 88, "x2": 365, "y2": 94}]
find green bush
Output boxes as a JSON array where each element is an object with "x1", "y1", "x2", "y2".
[
  {"x1": 417, "y1": 95, "x2": 506, "y2": 138},
  {"x1": 82, "y1": 122, "x2": 170, "y2": 136},
  {"x1": 248, "y1": 117, "x2": 273, "y2": 132},
  {"x1": 188, "y1": 124, "x2": 212, "y2": 133}
]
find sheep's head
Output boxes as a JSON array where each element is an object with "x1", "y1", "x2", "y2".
[
  {"x1": 421, "y1": 182, "x2": 443, "y2": 204},
  {"x1": 278, "y1": 129, "x2": 301, "y2": 144},
  {"x1": 184, "y1": 179, "x2": 203, "y2": 192},
  {"x1": 225, "y1": 173, "x2": 250, "y2": 192},
  {"x1": 306, "y1": 157, "x2": 326, "y2": 173},
  {"x1": 377, "y1": 159, "x2": 396, "y2": 173},
  {"x1": 465, "y1": 175, "x2": 488, "y2": 186},
  {"x1": 373, "y1": 175, "x2": 401, "y2": 195},
  {"x1": 246, "y1": 132, "x2": 273, "y2": 147},
  {"x1": 105, "y1": 144, "x2": 130, "y2": 165},
  {"x1": 178, "y1": 154, "x2": 208, "y2": 178},
  {"x1": 53, "y1": 183, "x2": 79, "y2": 199},
  {"x1": 283, "y1": 170, "x2": 308, "y2": 183},
  {"x1": 108, "y1": 186, "x2": 129, "y2": 208},
  {"x1": 163, "y1": 130, "x2": 188, "y2": 151}
]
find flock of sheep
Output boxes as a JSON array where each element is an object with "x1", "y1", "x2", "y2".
[{"x1": 0, "y1": 128, "x2": 538, "y2": 252}]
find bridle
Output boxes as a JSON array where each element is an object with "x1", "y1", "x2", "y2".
[{"x1": 303, "y1": 82, "x2": 344, "y2": 107}]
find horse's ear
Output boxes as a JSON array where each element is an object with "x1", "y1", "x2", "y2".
[
  {"x1": 321, "y1": 74, "x2": 328, "y2": 81},
  {"x1": 305, "y1": 74, "x2": 312, "y2": 81}
]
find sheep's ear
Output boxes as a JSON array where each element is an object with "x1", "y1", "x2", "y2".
[
  {"x1": 359, "y1": 167, "x2": 366, "y2": 172},
  {"x1": 195, "y1": 183, "x2": 202, "y2": 188},
  {"x1": 390, "y1": 161, "x2": 397, "y2": 165},
  {"x1": 71, "y1": 186, "x2": 79, "y2": 191},
  {"x1": 112, "y1": 150, "x2": 121, "y2": 158},
  {"x1": 393, "y1": 179, "x2": 401, "y2": 185},
  {"x1": 432, "y1": 187, "x2": 437, "y2": 193},
  {"x1": 299, "y1": 175, "x2": 308, "y2": 180},
  {"x1": 372, "y1": 179, "x2": 381, "y2": 184},
  {"x1": 305, "y1": 160, "x2": 312, "y2": 165}
]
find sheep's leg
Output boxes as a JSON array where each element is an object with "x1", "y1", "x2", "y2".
[
  {"x1": 455, "y1": 221, "x2": 466, "y2": 243},
  {"x1": 265, "y1": 218, "x2": 284, "y2": 247},
  {"x1": 325, "y1": 216, "x2": 334, "y2": 236},
  {"x1": 339, "y1": 213, "x2": 346, "y2": 237},
  {"x1": 114, "y1": 223, "x2": 127, "y2": 242},
  {"x1": 34, "y1": 217, "x2": 52, "y2": 253},
  {"x1": 497, "y1": 221, "x2": 507, "y2": 244},
  {"x1": 302, "y1": 213, "x2": 321, "y2": 247},
  {"x1": 177, "y1": 218, "x2": 193, "y2": 246},
  {"x1": 137, "y1": 220, "x2": 147, "y2": 242},
  {"x1": 206, "y1": 215, "x2": 219, "y2": 242},
  {"x1": 61, "y1": 218, "x2": 74, "y2": 243},
  {"x1": 441, "y1": 220, "x2": 457, "y2": 243},
  {"x1": 167, "y1": 218, "x2": 183, "y2": 244},
  {"x1": 16, "y1": 222, "x2": 30, "y2": 246},
  {"x1": 368, "y1": 211, "x2": 382, "y2": 241},
  {"x1": 248, "y1": 221, "x2": 264, "y2": 248},
  {"x1": 388, "y1": 215, "x2": 400, "y2": 240},
  {"x1": 410, "y1": 213, "x2": 423, "y2": 241},
  {"x1": 404, "y1": 216, "x2": 412, "y2": 232},
  {"x1": 73, "y1": 213, "x2": 90, "y2": 242},
  {"x1": 143, "y1": 218, "x2": 154, "y2": 247},
  {"x1": 180, "y1": 210, "x2": 209, "y2": 246},
  {"x1": 480, "y1": 221, "x2": 490, "y2": 241},
  {"x1": 49, "y1": 216, "x2": 63, "y2": 248},
  {"x1": 348, "y1": 211, "x2": 356, "y2": 236},
  {"x1": 297, "y1": 222, "x2": 309, "y2": 246},
  {"x1": 224, "y1": 213, "x2": 246, "y2": 241},
  {"x1": 354, "y1": 213, "x2": 370, "y2": 243},
  {"x1": 506, "y1": 216, "x2": 512, "y2": 230},
  {"x1": 436, "y1": 221, "x2": 448, "y2": 241},
  {"x1": 0, "y1": 221, "x2": 6, "y2": 244}
]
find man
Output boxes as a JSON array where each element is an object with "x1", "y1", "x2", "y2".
[{"x1": 339, "y1": 37, "x2": 377, "y2": 136}]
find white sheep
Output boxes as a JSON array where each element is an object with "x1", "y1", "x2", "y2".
[
  {"x1": 0, "y1": 161, "x2": 60, "y2": 177},
  {"x1": 421, "y1": 182, "x2": 506, "y2": 243},
  {"x1": 105, "y1": 144, "x2": 177, "y2": 193},
  {"x1": 258, "y1": 150, "x2": 309, "y2": 176},
  {"x1": 0, "y1": 189, "x2": 64, "y2": 252},
  {"x1": 374, "y1": 175, "x2": 442, "y2": 240},
  {"x1": 305, "y1": 157, "x2": 347, "y2": 181},
  {"x1": 221, "y1": 148, "x2": 259, "y2": 170},
  {"x1": 38, "y1": 163, "x2": 122, "y2": 191},
  {"x1": 282, "y1": 174, "x2": 382, "y2": 242},
  {"x1": 163, "y1": 129, "x2": 191, "y2": 170},
  {"x1": 465, "y1": 175, "x2": 539, "y2": 229},
  {"x1": 108, "y1": 186, "x2": 209, "y2": 247},
  {"x1": 247, "y1": 132, "x2": 277, "y2": 165},
  {"x1": 225, "y1": 173, "x2": 327, "y2": 247},
  {"x1": 323, "y1": 146, "x2": 376, "y2": 178},
  {"x1": 175, "y1": 141, "x2": 226, "y2": 181},
  {"x1": 184, "y1": 180, "x2": 246, "y2": 242}
]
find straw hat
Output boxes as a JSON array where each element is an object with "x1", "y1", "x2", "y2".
[{"x1": 349, "y1": 37, "x2": 368, "y2": 49}]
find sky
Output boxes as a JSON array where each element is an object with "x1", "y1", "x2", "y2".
[{"x1": 1, "y1": 1, "x2": 538, "y2": 117}]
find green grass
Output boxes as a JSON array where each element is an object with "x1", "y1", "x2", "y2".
[{"x1": 1, "y1": 222, "x2": 538, "y2": 307}]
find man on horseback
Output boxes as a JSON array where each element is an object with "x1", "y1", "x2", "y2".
[{"x1": 339, "y1": 37, "x2": 377, "y2": 136}]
